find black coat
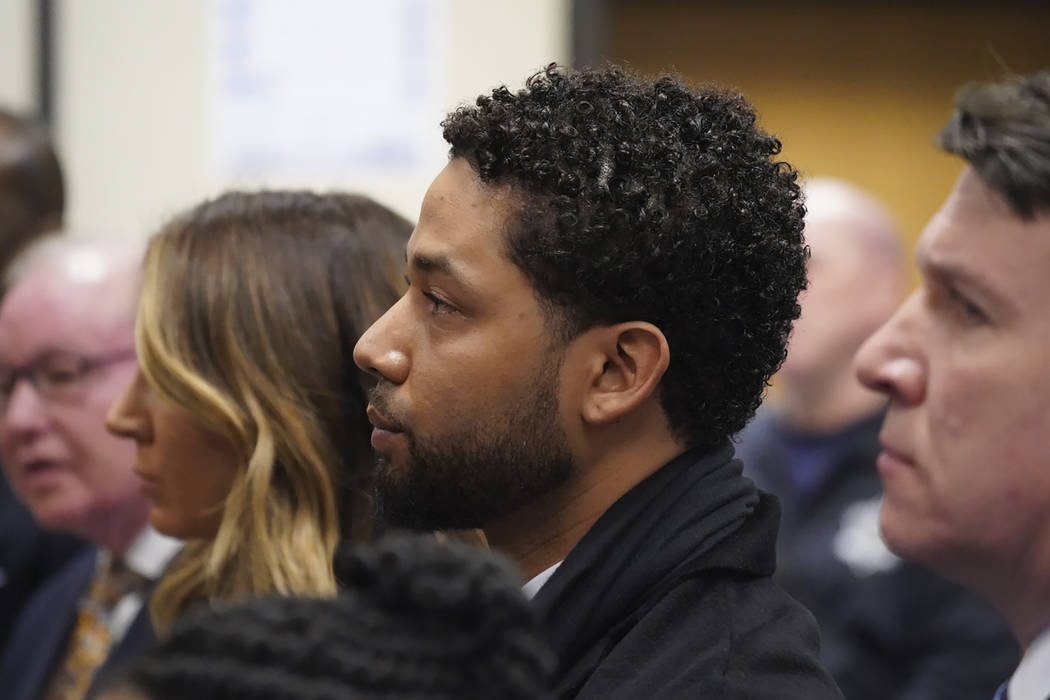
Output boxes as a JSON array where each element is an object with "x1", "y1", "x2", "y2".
[{"x1": 533, "y1": 444, "x2": 844, "y2": 699}]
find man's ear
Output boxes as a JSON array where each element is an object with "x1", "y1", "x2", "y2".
[{"x1": 581, "y1": 322, "x2": 670, "y2": 426}]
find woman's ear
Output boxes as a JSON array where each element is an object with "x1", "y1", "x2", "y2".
[{"x1": 580, "y1": 322, "x2": 670, "y2": 426}]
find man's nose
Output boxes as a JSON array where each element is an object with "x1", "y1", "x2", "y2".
[
  {"x1": 353, "y1": 297, "x2": 411, "y2": 386},
  {"x1": 1, "y1": 379, "x2": 50, "y2": 436},
  {"x1": 854, "y1": 295, "x2": 925, "y2": 406}
]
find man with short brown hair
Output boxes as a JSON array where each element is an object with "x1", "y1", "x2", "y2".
[{"x1": 856, "y1": 70, "x2": 1050, "y2": 700}]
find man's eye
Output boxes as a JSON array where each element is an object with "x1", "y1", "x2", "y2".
[
  {"x1": 423, "y1": 291, "x2": 454, "y2": 314},
  {"x1": 948, "y1": 286, "x2": 986, "y2": 323},
  {"x1": 44, "y1": 368, "x2": 80, "y2": 385}
]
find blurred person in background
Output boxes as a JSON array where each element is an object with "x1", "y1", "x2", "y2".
[
  {"x1": 97, "y1": 534, "x2": 554, "y2": 700},
  {"x1": 0, "y1": 107, "x2": 86, "y2": 655},
  {"x1": 355, "y1": 64, "x2": 843, "y2": 699},
  {"x1": 735, "y1": 178, "x2": 1019, "y2": 699},
  {"x1": 106, "y1": 191, "x2": 411, "y2": 634},
  {"x1": 0, "y1": 108, "x2": 64, "y2": 273},
  {"x1": 0, "y1": 238, "x2": 180, "y2": 700},
  {"x1": 856, "y1": 71, "x2": 1050, "y2": 700}
]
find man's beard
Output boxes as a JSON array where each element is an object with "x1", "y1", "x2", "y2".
[{"x1": 371, "y1": 361, "x2": 575, "y2": 531}]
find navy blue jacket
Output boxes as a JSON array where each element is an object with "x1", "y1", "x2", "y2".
[
  {"x1": 0, "y1": 473, "x2": 86, "y2": 653},
  {"x1": 0, "y1": 547, "x2": 156, "y2": 700}
]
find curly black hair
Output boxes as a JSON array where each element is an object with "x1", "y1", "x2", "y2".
[
  {"x1": 939, "y1": 70, "x2": 1050, "y2": 220},
  {"x1": 105, "y1": 535, "x2": 553, "y2": 700},
  {"x1": 441, "y1": 64, "x2": 806, "y2": 449}
]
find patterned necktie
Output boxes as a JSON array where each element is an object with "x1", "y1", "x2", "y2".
[{"x1": 43, "y1": 556, "x2": 149, "y2": 700}]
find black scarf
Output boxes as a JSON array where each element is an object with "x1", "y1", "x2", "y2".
[{"x1": 533, "y1": 443, "x2": 778, "y2": 695}]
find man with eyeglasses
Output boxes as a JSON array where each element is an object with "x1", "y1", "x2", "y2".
[
  {"x1": 0, "y1": 238, "x2": 179, "y2": 700},
  {"x1": 0, "y1": 106, "x2": 86, "y2": 657}
]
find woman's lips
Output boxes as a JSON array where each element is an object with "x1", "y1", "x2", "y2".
[{"x1": 133, "y1": 469, "x2": 161, "y2": 497}]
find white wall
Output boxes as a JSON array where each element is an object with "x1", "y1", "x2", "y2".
[
  {"x1": 54, "y1": 0, "x2": 571, "y2": 238},
  {"x1": 0, "y1": 0, "x2": 35, "y2": 112}
]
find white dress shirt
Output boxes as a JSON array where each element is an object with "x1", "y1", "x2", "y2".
[
  {"x1": 1008, "y1": 625, "x2": 1050, "y2": 700},
  {"x1": 104, "y1": 527, "x2": 182, "y2": 641},
  {"x1": 522, "y1": 561, "x2": 561, "y2": 600}
]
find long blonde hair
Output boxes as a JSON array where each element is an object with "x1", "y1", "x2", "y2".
[{"x1": 140, "y1": 191, "x2": 411, "y2": 632}]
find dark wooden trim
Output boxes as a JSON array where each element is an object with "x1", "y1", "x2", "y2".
[
  {"x1": 572, "y1": 0, "x2": 609, "y2": 69},
  {"x1": 35, "y1": 0, "x2": 54, "y2": 124}
]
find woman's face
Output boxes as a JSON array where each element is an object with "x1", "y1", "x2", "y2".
[{"x1": 106, "y1": 369, "x2": 241, "y2": 540}]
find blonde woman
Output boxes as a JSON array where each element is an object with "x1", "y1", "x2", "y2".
[{"x1": 106, "y1": 191, "x2": 411, "y2": 632}]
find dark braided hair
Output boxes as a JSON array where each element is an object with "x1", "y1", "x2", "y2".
[
  {"x1": 938, "y1": 70, "x2": 1050, "y2": 220},
  {"x1": 442, "y1": 64, "x2": 806, "y2": 450},
  {"x1": 104, "y1": 535, "x2": 554, "y2": 699}
]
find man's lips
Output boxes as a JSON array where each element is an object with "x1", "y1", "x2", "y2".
[
  {"x1": 21, "y1": 459, "x2": 63, "y2": 477},
  {"x1": 366, "y1": 404, "x2": 402, "y2": 433},
  {"x1": 366, "y1": 404, "x2": 405, "y2": 452},
  {"x1": 877, "y1": 441, "x2": 916, "y2": 472},
  {"x1": 15, "y1": 459, "x2": 68, "y2": 491}
]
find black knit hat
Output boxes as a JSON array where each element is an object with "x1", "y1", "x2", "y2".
[{"x1": 105, "y1": 534, "x2": 554, "y2": 699}]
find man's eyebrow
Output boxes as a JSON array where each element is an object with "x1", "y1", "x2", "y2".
[
  {"x1": 409, "y1": 252, "x2": 460, "y2": 280},
  {"x1": 920, "y1": 253, "x2": 982, "y2": 290},
  {"x1": 920, "y1": 254, "x2": 1009, "y2": 310}
]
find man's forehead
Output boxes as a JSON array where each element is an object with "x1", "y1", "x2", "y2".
[
  {"x1": 410, "y1": 160, "x2": 518, "y2": 266},
  {"x1": 0, "y1": 270, "x2": 130, "y2": 360},
  {"x1": 917, "y1": 169, "x2": 1050, "y2": 313},
  {"x1": 944, "y1": 167, "x2": 1018, "y2": 220},
  {"x1": 922, "y1": 167, "x2": 1050, "y2": 251}
]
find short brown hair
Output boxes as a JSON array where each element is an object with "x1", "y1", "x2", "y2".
[{"x1": 939, "y1": 70, "x2": 1050, "y2": 220}]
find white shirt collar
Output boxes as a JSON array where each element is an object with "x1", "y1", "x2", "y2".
[
  {"x1": 522, "y1": 561, "x2": 561, "y2": 600},
  {"x1": 1010, "y1": 625, "x2": 1050, "y2": 700},
  {"x1": 122, "y1": 526, "x2": 183, "y2": 581}
]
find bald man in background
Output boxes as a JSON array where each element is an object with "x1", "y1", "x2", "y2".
[
  {"x1": 735, "y1": 178, "x2": 1019, "y2": 699},
  {"x1": 0, "y1": 239, "x2": 179, "y2": 700},
  {"x1": 0, "y1": 107, "x2": 87, "y2": 655}
]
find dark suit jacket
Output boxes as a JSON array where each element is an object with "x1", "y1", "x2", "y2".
[
  {"x1": 0, "y1": 472, "x2": 86, "y2": 653},
  {"x1": 0, "y1": 547, "x2": 157, "y2": 700}
]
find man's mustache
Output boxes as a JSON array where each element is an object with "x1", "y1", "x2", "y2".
[{"x1": 367, "y1": 383, "x2": 407, "y2": 432}]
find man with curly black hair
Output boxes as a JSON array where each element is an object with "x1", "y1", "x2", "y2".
[
  {"x1": 856, "y1": 71, "x2": 1050, "y2": 700},
  {"x1": 355, "y1": 64, "x2": 843, "y2": 699}
]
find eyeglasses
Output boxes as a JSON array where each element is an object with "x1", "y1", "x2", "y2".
[{"x1": 0, "y1": 349, "x2": 137, "y2": 412}]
